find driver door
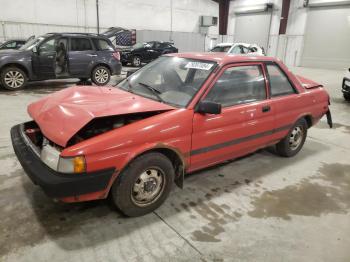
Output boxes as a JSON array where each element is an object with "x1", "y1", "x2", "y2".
[
  {"x1": 32, "y1": 37, "x2": 57, "y2": 79},
  {"x1": 190, "y1": 63, "x2": 275, "y2": 171}
]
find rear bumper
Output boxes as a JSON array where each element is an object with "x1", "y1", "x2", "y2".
[
  {"x1": 342, "y1": 77, "x2": 350, "y2": 94},
  {"x1": 111, "y1": 60, "x2": 122, "y2": 75},
  {"x1": 11, "y1": 124, "x2": 115, "y2": 198}
]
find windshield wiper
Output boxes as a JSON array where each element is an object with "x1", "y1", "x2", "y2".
[{"x1": 138, "y1": 82, "x2": 163, "y2": 102}]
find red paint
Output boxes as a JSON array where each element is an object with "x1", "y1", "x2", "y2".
[{"x1": 26, "y1": 53, "x2": 330, "y2": 203}]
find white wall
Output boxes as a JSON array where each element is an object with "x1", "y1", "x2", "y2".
[
  {"x1": 0, "y1": 0, "x2": 218, "y2": 41},
  {"x1": 226, "y1": 0, "x2": 282, "y2": 56}
]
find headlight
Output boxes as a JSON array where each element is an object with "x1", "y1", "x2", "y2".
[{"x1": 57, "y1": 156, "x2": 86, "y2": 173}]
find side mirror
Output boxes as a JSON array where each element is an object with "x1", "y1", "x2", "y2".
[{"x1": 196, "y1": 101, "x2": 221, "y2": 115}]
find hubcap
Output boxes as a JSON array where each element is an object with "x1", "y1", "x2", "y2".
[
  {"x1": 289, "y1": 126, "x2": 304, "y2": 150},
  {"x1": 95, "y1": 68, "x2": 109, "y2": 84},
  {"x1": 131, "y1": 168, "x2": 165, "y2": 207},
  {"x1": 4, "y1": 70, "x2": 24, "y2": 88},
  {"x1": 133, "y1": 57, "x2": 141, "y2": 66}
]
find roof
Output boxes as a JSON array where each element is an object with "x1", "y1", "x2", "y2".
[
  {"x1": 215, "y1": 42, "x2": 233, "y2": 47},
  {"x1": 46, "y1": 32, "x2": 103, "y2": 38},
  {"x1": 166, "y1": 52, "x2": 277, "y2": 65}
]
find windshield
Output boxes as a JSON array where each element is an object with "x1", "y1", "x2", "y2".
[
  {"x1": 118, "y1": 56, "x2": 216, "y2": 107},
  {"x1": 19, "y1": 36, "x2": 46, "y2": 51},
  {"x1": 132, "y1": 43, "x2": 145, "y2": 49}
]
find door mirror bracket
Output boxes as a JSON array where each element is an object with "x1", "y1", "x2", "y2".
[{"x1": 195, "y1": 101, "x2": 222, "y2": 115}]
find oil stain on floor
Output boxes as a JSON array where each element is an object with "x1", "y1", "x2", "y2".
[{"x1": 248, "y1": 163, "x2": 350, "y2": 220}]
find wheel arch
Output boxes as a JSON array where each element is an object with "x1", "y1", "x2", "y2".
[
  {"x1": 0, "y1": 63, "x2": 30, "y2": 78},
  {"x1": 302, "y1": 114, "x2": 313, "y2": 128},
  {"x1": 112, "y1": 145, "x2": 187, "y2": 192},
  {"x1": 90, "y1": 63, "x2": 112, "y2": 76}
]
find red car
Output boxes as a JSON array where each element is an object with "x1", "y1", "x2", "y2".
[{"x1": 11, "y1": 53, "x2": 332, "y2": 217}]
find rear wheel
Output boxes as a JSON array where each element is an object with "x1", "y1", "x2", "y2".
[
  {"x1": 276, "y1": 118, "x2": 308, "y2": 157},
  {"x1": 1, "y1": 67, "x2": 27, "y2": 90},
  {"x1": 344, "y1": 93, "x2": 350, "y2": 101},
  {"x1": 91, "y1": 65, "x2": 110, "y2": 85},
  {"x1": 111, "y1": 152, "x2": 174, "y2": 217}
]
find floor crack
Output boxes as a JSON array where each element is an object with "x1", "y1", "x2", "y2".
[{"x1": 153, "y1": 211, "x2": 203, "y2": 256}]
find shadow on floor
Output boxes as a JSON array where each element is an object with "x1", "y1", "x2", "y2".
[{"x1": 0, "y1": 139, "x2": 331, "y2": 256}]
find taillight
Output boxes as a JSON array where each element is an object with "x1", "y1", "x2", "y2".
[{"x1": 113, "y1": 52, "x2": 120, "y2": 61}]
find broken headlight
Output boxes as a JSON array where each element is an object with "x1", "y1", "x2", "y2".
[{"x1": 57, "y1": 156, "x2": 86, "y2": 174}]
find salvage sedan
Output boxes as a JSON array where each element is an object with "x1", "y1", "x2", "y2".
[{"x1": 11, "y1": 53, "x2": 332, "y2": 217}]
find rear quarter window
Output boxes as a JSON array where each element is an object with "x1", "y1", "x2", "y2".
[
  {"x1": 93, "y1": 39, "x2": 115, "y2": 51},
  {"x1": 267, "y1": 64, "x2": 296, "y2": 97}
]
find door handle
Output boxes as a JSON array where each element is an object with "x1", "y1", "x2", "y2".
[
  {"x1": 47, "y1": 55, "x2": 54, "y2": 58},
  {"x1": 262, "y1": 105, "x2": 271, "y2": 113},
  {"x1": 87, "y1": 54, "x2": 97, "y2": 57}
]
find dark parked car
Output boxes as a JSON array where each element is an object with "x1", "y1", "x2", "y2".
[
  {"x1": 120, "y1": 41, "x2": 178, "y2": 67},
  {"x1": 0, "y1": 36, "x2": 35, "y2": 50},
  {"x1": 0, "y1": 39, "x2": 26, "y2": 50},
  {"x1": 0, "y1": 33, "x2": 122, "y2": 90},
  {"x1": 342, "y1": 68, "x2": 350, "y2": 101}
]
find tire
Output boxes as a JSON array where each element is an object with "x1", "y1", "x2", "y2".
[
  {"x1": 121, "y1": 61, "x2": 127, "y2": 66},
  {"x1": 276, "y1": 118, "x2": 308, "y2": 157},
  {"x1": 344, "y1": 93, "x2": 350, "y2": 101},
  {"x1": 132, "y1": 55, "x2": 141, "y2": 67},
  {"x1": 1, "y1": 67, "x2": 27, "y2": 90},
  {"x1": 111, "y1": 152, "x2": 175, "y2": 217},
  {"x1": 91, "y1": 65, "x2": 110, "y2": 86}
]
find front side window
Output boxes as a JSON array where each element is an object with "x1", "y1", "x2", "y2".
[
  {"x1": 118, "y1": 56, "x2": 216, "y2": 107},
  {"x1": 267, "y1": 64, "x2": 296, "y2": 97},
  {"x1": 70, "y1": 38, "x2": 93, "y2": 51},
  {"x1": 204, "y1": 65, "x2": 266, "y2": 107}
]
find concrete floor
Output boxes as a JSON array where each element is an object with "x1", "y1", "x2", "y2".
[{"x1": 0, "y1": 67, "x2": 349, "y2": 262}]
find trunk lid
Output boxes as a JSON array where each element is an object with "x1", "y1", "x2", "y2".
[
  {"x1": 296, "y1": 75, "x2": 323, "y2": 89},
  {"x1": 28, "y1": 86, "x2": 174, "y2": 147}
]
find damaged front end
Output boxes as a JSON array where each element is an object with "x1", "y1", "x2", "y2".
[{"x1": 67, "y1": 111, "x2": 162, "y2": 146}]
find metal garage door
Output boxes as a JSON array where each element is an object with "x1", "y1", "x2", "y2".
[
  {"x1": 234, "y1": 12, "x2": 272, "y2": 51},
  {"x1": 301, "y1": 6, "x2": 350, "y2": 69}
]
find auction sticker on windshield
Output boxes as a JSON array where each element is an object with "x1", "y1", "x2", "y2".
[{"x1": 185, "y1": 62, "x2": 213, "y2": 70}]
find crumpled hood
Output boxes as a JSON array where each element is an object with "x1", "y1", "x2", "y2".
[{"x1": 28, "y1": 86, "x2": 175, "y2": 147}]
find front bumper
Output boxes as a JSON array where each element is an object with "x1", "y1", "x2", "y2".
[
  {"x1": 11, "y1": 124, "x2": 115, "y2": 198},
  {"x1": 342, "y1": 77, "x2": 350, "y2": 94},
  {"x1": 121, "y1": 52, "x2": 132, "y2": 64}
]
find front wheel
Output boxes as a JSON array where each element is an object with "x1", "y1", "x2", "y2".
[
  {"x1": 111, "y1": 152, "x2": 174, "y2": 217},
  {"x1": 132, "y1": 56, "x2": 141, "y2": 67},
  {"x1": 276, "y1": 118, "x2": 308, "y2": 157},
  {"x1": 91, "y1": 66, "x2": 110, "y2": 86},
  {"x1": 1, "y1": 67, "x2": 27, "y2": 90}
]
